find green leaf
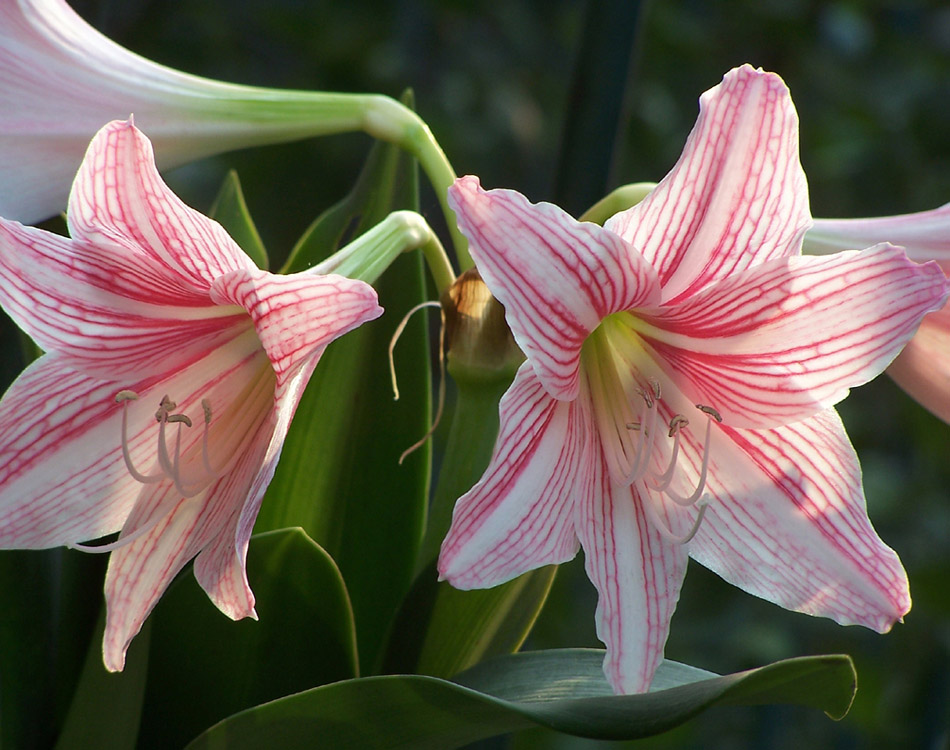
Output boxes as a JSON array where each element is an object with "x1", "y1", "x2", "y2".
[
  {"x1": 255, "y1": 90, "x2": 431, "y2": 674},
  {"x1": 208, "y1": 170, "x2": 269, "y2": 269},
  {"x1": 54, "y1": 614, "x2": 150, "y2": 750},
  {"x1": 386, "y1": 346, "x2": 549, "y2": 679},
  {"x1": 135, "y1": 528, "x2": 358, "y2": 749},
  {"x1": 186, "y1": 650, "x2": 856, "y2": 749},
  {"x1": 414, "y1": 566, "x2": 557, "y2": 679},
  {"x1": 0, "y1": 550, "x2": 104, "y2": 750}
]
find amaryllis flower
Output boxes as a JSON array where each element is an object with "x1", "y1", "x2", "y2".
[
  {"x1": 805, "y1": 206, "x2": 950, "y2": 423},
  {"x1": 1, "y1": 0, "x2": 415, "y2": 225},
  {"x1": 0, "y1": 119, "x2": 382, "y2": 670},
  {"x1": 438, "y1": 65, "x2": 949, "y2": 694}
]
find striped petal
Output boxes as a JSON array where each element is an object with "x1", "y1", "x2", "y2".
[
  {"x1": 438, "y1": 364, "x2": 586, "y2": 587},
  {"x1": 0, "y1": 328, "x2": 267, "y2": 549},
  {"x1": 102, "y1": 330, "x2": 328, "y2": 671},
  {"x1": 67, "y1": 120, "x2": 257, "y2": 291},
  {"x1": 804, "y1": 205, "x2": 950, "y2": 424},
  {"x1": 448, "y1": 176, "x2": 660, "y2": 400},
  {"x1": 210, "y1": 268, "x2": 383, "y2": 383},
  {"x1": 0, "y1": 218, "x2": 248, "y2": 381},
  {"x1": 576, "y1": 465, "x2": 689, "y2": 694},
  {"x1": 638, "y1": 244, "x2": 948, "y2": 428},
  {"x1": 102, "y1": 423, "x2": 270, "y2": 671},
  {"x1": 605, "y1": 65, "x2": 810, "y2": 302},
  {"x1": 192, "y1": 361, "x2": 318, "y2": 621},
  {"x1": 806, "y1": 204, "x2": 950, "y2": 261},
  {"x1": 887, "y1": 307, "x2": 950, "y2": 424},
  {"x1": 0, "y1": 354, "x2": 146, "y2": 547},
  {"x1": 685, "y1": 409, "x2": 909, "y2": 631}
]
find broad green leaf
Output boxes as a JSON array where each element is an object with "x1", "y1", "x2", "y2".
[
  {"x1": 256, "y1": 90, "x2": 431, "y2": 674},
  {"x1": 208, "y1": 170, "x2": 269, "y2": 269},
  {"x1": 136, "y1": 528, "x2": 358, "y2": 750},
  {"x1": 54, "y1": 615, "x2": 150, "y2": 750},
  {"x1": 186, "y1": 650, "x2": 856, "y2": 749}
]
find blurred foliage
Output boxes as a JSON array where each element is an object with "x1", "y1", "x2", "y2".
[{"x1": 13, "y1": 0, "x2": 950, "y2": 747}]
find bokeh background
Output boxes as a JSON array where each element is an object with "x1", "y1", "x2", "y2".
[{"x1": 17, "y1": 0, "x2": 950, "y2": 747}]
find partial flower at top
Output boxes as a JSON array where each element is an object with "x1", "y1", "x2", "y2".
[
  {"x1": 805, "y1": 206, "x2": 950, "y2": 424},
  {"x1": 438, "y1": 65, "x2": 949, "y2": 694},
  {"x1": 0, "y1": 119, "x2": 382, "y2": 670},
  {"x1": 0, "y1": 0, "x2": 421, "y2": 225}
]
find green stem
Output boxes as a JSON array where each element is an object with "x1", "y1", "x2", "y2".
[{"x1": 360, "y1": 97, "x2": 471, "y2": 270}]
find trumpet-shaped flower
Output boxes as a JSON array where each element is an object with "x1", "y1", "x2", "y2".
[
  {"x1": 0, "y1": 0, "x2": 432, "y2": 225},
  {"x1": 0, "y1": 119, "x2": 382, "y2": 670},
  {"x1": 805, "y1": 206, "x2": 950, "y2": 423},
  {"x1": 438, "y1": 65, "x2": 949, "y2": 694}
]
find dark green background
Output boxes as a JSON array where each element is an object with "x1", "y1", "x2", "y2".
[{"x1": 21, "y1": 1, "x2": 950, "y2": 747}]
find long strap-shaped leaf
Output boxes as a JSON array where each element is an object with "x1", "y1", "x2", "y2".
[{"x1": 186, "y1": 650, "x2": 855, "y2": 749}]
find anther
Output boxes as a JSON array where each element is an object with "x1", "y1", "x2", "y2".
[
  {"x1": 696, "y1": 404, "x2": 723, "y2": 423},
  {"x1": 155, "y1": 395, "x2": 177, "y2": 422},
  {"x1": 650, "y1": 378, "x2": 661, "y2": 401},
  {"x1": 115, "y1": 390, "x2": 139, "y2": 403},
  {"x1": 626, "y1": 421, "x2": 641, "y2": 431},
  {"x1": 165, "y1": 414, "x2": 192, "y2": 427},
  {"x1": 667, "y1": 414, "x2": 689, "y2": 438},
  {"x1": 635, "y1": 386, "x2": 654, "y2": 409},
  {"x1": 201, "y1": 399, "x2": 213, "y2": 424}
]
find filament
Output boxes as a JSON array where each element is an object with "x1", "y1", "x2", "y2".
[
  {"x1": 641, "y1": 492, "x2": 710, "y2": 545},
  {"x1": 387, "y1": 300, "x2": 447, "y2": 464},
  {"x1": 662, "y1": 416, "x2": 713, "y2": 507},
  {"x1": 116, "y1": 391, "x2": 163, "y2": 484},
  {"x1": 68, "y1": 507, "x2": 172, "y2": 554}
]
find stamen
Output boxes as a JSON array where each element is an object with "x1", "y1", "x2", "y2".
[
  {"x1": 200, "y1": 399, "x2": 226, "y2": 476},
  {"x1": 635, "y1": 386, "x2": 653, "y2": 409},
  {"x1": 116, "y1": 390, "x2": 163, "y2": 484},
  {"x1": 641, "y1": 493, "x2": 710, "y2": 545},
  {"x1": 650, "y1": 415, "x2": 689, "y2": 492},
  {"x1": 667, "y1": 414, "x2": 689, "y2": 438},
  {"x1": 628, "y1": 394, "x2": 658, "y2": 482},
  {"x1": 389, "y1": 300, "x2": 448, "y2": 464},
  {"x1": 68, "y1": 508, "x2": 171, "y2": 554},
  {"x1": 389, "y1": 300, "x2": 443, "y2": 401},
  {"x1": 696, "y1": 404, "x2": 723, "y2": 422},
  {"x1": 663, "y1": 416, "x2": 714, "y2": 507},
  {"x1": 154, "y1": 398, "x2": 206, "y2": 499}
]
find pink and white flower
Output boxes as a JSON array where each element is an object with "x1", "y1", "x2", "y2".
[
  {"x1": 0, "y1": 119, "x2": 382, "y2": 670},
  {"x1": 438, "y1": 66, "x2": 949, "y2": 694},
  {"x1": 806, "y1": 206, "x2": 950, "y2": 423}
]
